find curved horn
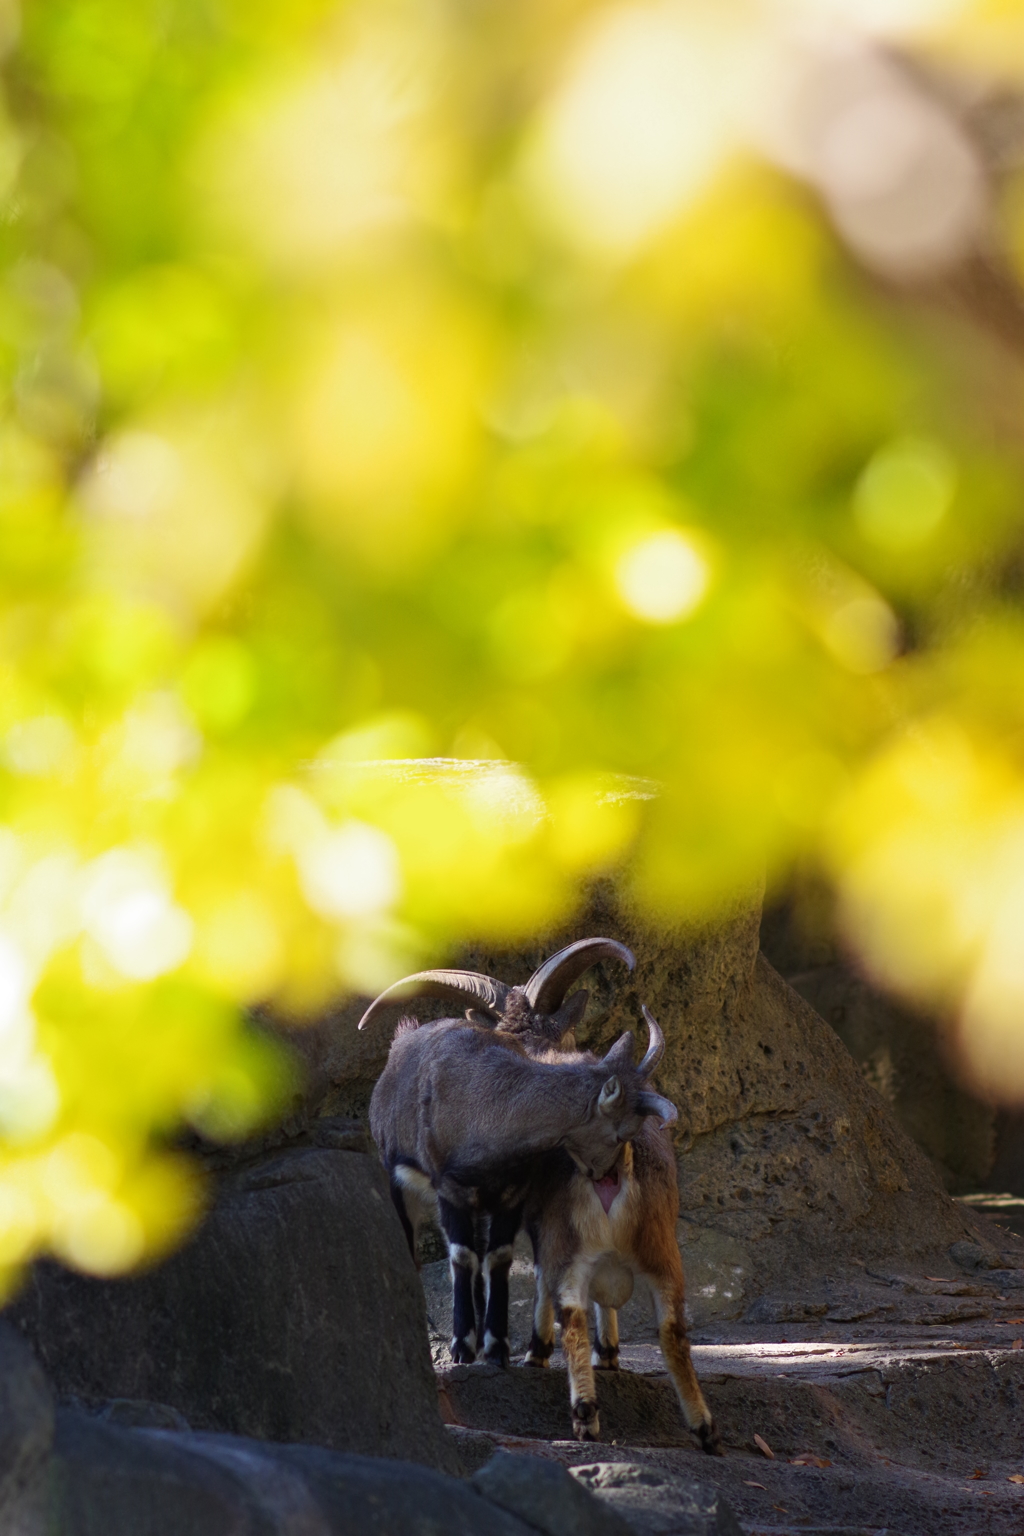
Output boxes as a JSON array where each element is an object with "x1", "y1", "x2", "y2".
[
  {"x1": 638, "y1": 1005, "x2": 665, "y2": 1080},
  {"x1": 524, "y1": 937, "x2": 635, "y2": 1015},
  {"x1": 357, "y1": 970, "x2": 511, "y2": 1031},
  {"x1": 637, "y1": 1090, "x2": 678, "y2": 1128}
]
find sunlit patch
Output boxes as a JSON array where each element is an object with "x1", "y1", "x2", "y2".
[
  {"x1": 298, "y1": 819, "x2": 402, "y2": 920},
  {"x1": 615, "y1": 530, "x2": 710, "y2": 624},
  {"x1": 854, "y1": 436, "x2": 956, "y2": 550},
  {"x1": 196, "y1": 21, "x2": 440, "y2": 270},
  {"x1": 80, "y1": 429, "x2": 182, "y2": 520},
  {"x1": 529, "y1": 5, "x2": 736, "y2": 257},
  {"x1": 0, "y1": 1056, "x2": 60, "y2": 1143},
  {"x1": 0, "y1": 930, "x2": 31, "y2": 1040},
  {"x1": 80, "y1": 850, "x2": 194, "y2": 981},
  {"x1": 79, "y1": 420, "x2": 271, "y2": 615},
  {"x1": 3, "y1": 714, "x2": 76, "y2": 777},
  {"x1": 103, "y1": 692, "x2": 202, "y2": 792},
  {"x1": 776, "y1": 0, "x2": 970, "y2": 34}
]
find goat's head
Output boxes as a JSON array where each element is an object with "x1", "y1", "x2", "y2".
[
  {"x1": 561, "y1": 1007, "x2": 677, "y2": 1179},
  {"x1": 356, "y1": 936, "x2": 636, "y2": 1045}
]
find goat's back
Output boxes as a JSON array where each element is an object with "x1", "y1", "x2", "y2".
[{"x1": 368, "y1": 1015, "x2": 531, "y2": 1173}]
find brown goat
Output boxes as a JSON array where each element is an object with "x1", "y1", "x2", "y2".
[{"x1": 522, "y1": 1014, "x2": 722, "y2": 1453}]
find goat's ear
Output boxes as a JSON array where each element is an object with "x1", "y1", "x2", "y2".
[
  {"x1": 637, "y1": 1090, "x2": 678, "y2": 1128},
  {"x1": 600, "y1": 1030, "x2": 635, "y2": 1072},
  {"x1": 598, "y1": 1076, "x2": 623, "y2": 1116},
  {"x1": 465, "y1": 1008, "x2": 496, "y2": 1028},
  {"x1": 554, "y1": 989, "x2": 588, "y2": 1033}
]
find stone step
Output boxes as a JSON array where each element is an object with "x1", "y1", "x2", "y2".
[
  {"x1": 440, "y1": 1341, "x2": 1024, "y2": 1469},
  {"x1": 439, "y1": 1341, "x2": 1024, "y2": 1536}
]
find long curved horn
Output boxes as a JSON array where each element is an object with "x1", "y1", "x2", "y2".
[
  {"x1": 357, "y1": 970, "x2": 511, "y2": 1031},
  {"x1": 637, "y1": 1090, "x2": 678, "y2": 1128},
  {"x1": 525, "y1": 937, "x2": 635, "y2": 1015},
  {"x1": 637, "y1": 1005, "x2": 665, "y2": 1079}
]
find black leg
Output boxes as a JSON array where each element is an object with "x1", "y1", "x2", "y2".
[
  {"x1": 472, "y1": 1211, "x2": 488, "y2": 1349},
  {"x1": 439, "y1": 1198, "x2": 478, "y2": 1364},
  {"x1": 482, "y1": 1204, "x2": 522, "y2": 1366}
]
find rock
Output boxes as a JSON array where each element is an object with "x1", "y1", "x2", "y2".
[
  {"x1": 949, "y1": 1239, "x2": 999, "y2": 1273},
  {"x1": 785, "y1": 962, "x2": 995, "y2": 1192},
  {"x1": 9, "y1": 1147, "x2": 458, "y2": 1473},
  {"x1": 570, "y1": 1463, "x2": 743, "y2": 1536},
  {"x1": 472, "y1": 1449, "x2": 633, "y2": 1536},
  {"x1": 676, "y1": 1226, "x2": 748, "y2": 1326},
  {"x1": 0, "y1": 1321, "x2": 53, "y2": 1536},
  {"x1": 48, "y1": 1410, "x2": 537, "y2": 1536},
  {"x1": 440, "y1": 1362, "x2": 693, "y2": 1446},
  {"x1": 670, "y1": 957, "x2": 985, "y2": 1289},
  {"x1": 98, "y1": 1402, "x2": 191, "y2": 1431},
  {"x1": 49, "y1": 1411, "x2": 276, "y2": 1536}
]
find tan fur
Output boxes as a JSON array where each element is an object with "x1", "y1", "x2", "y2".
[{"x1": 527, "y1": 1123, "x2": 720, "y2": 1450}]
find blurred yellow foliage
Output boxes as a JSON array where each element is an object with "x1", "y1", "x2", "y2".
[{"x1": 0, "y1": 0, "x2": 1020, "y2": 1287}]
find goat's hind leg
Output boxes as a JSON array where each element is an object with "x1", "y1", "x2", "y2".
[
  {"x1": 592, "y1": 1305, "x2": 619, "y2": 1371},
  {"x1": 525, "y1": 1266, "x2": 555, "y2": 1368},
  {"x1": 390, "y1": 1164, "x2": 436, "y2": 1266},
  {"x1": 649, "y1": 1265, "x2": 723, "y2": 1456},
  {"x1": 439, "y1": 1198, "x2": 479, "y2": 1364},
  {"x1": 482, "y1": 1204, "x2": 520, "y2": 1367},
  {"x1": 560, "y1": 1299, "x2": 600, "y2": 1442}
]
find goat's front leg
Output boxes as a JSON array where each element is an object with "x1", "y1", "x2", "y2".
[
  {"x1": 648, "y1": 1261, "x2": 723, "y2": 1456},
  {"x1": 560, "y1": 1298, "x2": 600, "y2": 1441},
  {"x1": 592, "y1": 1304, "x2": 619, "y2": 1371},
  {"x1": 439, "y1": 1198, "x2": 479, "y2": 1364},
  {"x1": 482, "y1": 1204, "x2": 521, "y2": 1367}
]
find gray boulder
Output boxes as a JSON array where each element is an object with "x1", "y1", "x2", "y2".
[
  {"x1": 0, "y1": 1321, "x2": 53, "y2": 1536},
  {"x1": 473, "y1": 1449, "x2": 633, "y2": 1536},
  {"x1": 48, "y1": 1411, "x2": 535, "y2": 1536},
  {"x1": 9, "y1": 1146, "x2": 457, "y2": 1472},
  {"x1": 570, "y1": 1463, "x2": 743, "y2": 1536}
]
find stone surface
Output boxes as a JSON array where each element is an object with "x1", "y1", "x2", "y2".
[
  {"x1": 98, "y1": 1401, "x2": 192, "y2": 1431},
  {"x1": 439, "y1": 1318, "x2": 1024, "y2": 1536},
  {"x1": 472, "y1": 1449, "x2": 633, "y2": 1536},
  {"x1": 10, "y1": 1147, "x2": 457, "y2": 1473},
  {"x1": 0, "y1": 1321, "x2": 53, "y2": 1536},
  {"x1": 787, "y1": 963, "x2": 995, "y2": 1193},
  {"x1": 48, "y1": 1411, "x2": 536, "y2": 1536},
  {"x1": 670, "y1": 956, "x2": 982, "y2": 1290},
  {"x1": 441, "y1": 1362, "x2": 695, "y2": 1447},
  {"x1": 570, "y1": 1463, "x2": 743, "y2": 1536}
]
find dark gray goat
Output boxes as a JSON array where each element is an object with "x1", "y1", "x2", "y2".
[{"x1": 359, "y1": 938, "x2": 671, "y2": 1365}]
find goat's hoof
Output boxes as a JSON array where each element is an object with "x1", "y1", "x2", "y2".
[
  {"x1": 451, "y1": 1340, "x2": 477, "y2": 1365},
  {"x1": 524, "y1": 1353, "x2": 550, "y2": 1369},
  {"x1": 572, "y1": 1401, "x2": 600, "y2": 1442},
  {"x1": 483, "y1": 1338, "x2": 511, "y2": 1368},
  {"x1": 525, "y1": 1333, "x2": 554, "y2": 1368},
  {"x1": 592, "y1": 1348, "x2": 620, "y2": 1372},
  {"x1": 699, "y1": 1421, "x2": 724, "y2": 1457}
]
